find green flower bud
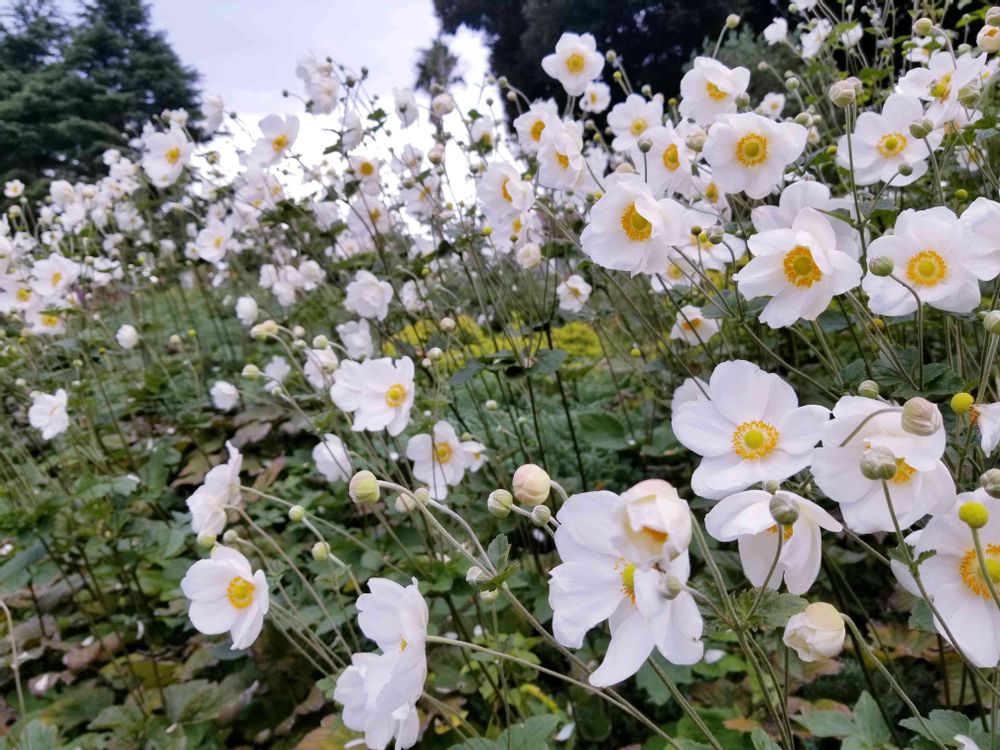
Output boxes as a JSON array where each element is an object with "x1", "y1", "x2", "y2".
[
  {"x1": 726, "y1": 13, "x2": 741, "y2": 28},
  {"x1": 197, "y1": 531, "x2": 217, "y2": 548},
  {"x1": 349, "y1": 470, "x2": 380, "y2": 505},
  {"x1": 488, "y1": 489, "x2": 514, "y2": 518},
  {"x1": 311, "y1": 541, "x2": 330, "y2": 560},
  {"x1": 860, "y1": 445, "x2": 898, "y2": 480},
  {"x1": 913, "y1": 17, "x2": 933, "y2": 36},
  {"x1": 983, "y1": 310, "x2": 1000, "y2": 335},
  {"x1": 858, "y1": 379, "x2": 880, "y2": 398},
  {"x1": 901, "y1": 397, "x2": 943, "y2": 437},
  {"x1": 531, "y1": 505, "x2": 552, "y2": 526},
  {"x1": 981, "y1": 469, "x2": 1000, "y2": 498},
  {"x1": 288, "y1": 505, "x2": 305, "y2": 522},
  {"x1": 769, "y1": 491, "x2": 800, "y2": 526},
  {"x1": 222, "y1": 529, "x2": 240, "y2": 544},
  {"x1": 868, "y1": 256, "x2": 894, "y2": 277}
]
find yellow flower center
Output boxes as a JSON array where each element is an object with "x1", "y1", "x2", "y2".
[
  {"x1": 531, "y1": 120, "x2": 546, "y2": 142},
  {"x1": 620, "y1": 202, "x2": 652, "y2": 241},
  {"x1": 731, "y1": 420, "x2": 780, "y2": 460},
  {"x1": 767, "y1": 524, "x2": 795, "y2": 540},
  {"x1": 662, "y1": 144, "x2": 680, "y2": 171},
  {"x1": 226, "y1": 576, "x2": 255, "y2": 609},
  {"x1": 271, "y1": 134, "x2": 290, "y2": 153},
  {"x1": 166, "y1": 146, "x2": 182, "y2": 165},
  {"x1": 782, "y1": 245, "x2": 822, "y2": 287},
  {"x1": 400, "y1": 638, "x2": 408, "y2": 651},
  {"x1": 667, "y1": 263, "x2": 683, "y2": 280},
  {"x1": 501, "y1": 177, "x2": 513, "y2": 203},
  {"x1": 41, "y1": 313, "x2": 59, "y2": 328},
  {"x1": 359, "y1": 161, "x2": 375, "y2": 177},
  {"x1": 959, "y1": 546, "x2": 1000, "y2": 599},
  {"x1": 369, "y1": 208, "x2": 382, "y2": 222},
  {"x1": 735, "y1": 134, "x2": 768, "y2": 167},
  {"x1": 680, "y1": 318, "x2": 703, "y2": 332},
  {"x1": 906, "y1": 250, "x2": 947, "y2": 286},
  {"x1": 706, "y1": 81, "x2": 727, "y2": 101},
  {"x1": 213, "y1": 236, "x2": 224, "y2": 248},
  {"x1": 630, "y1": 118, "x2": 648, "y2": 136},
  {"x1": 616, "y1": 558, "x2": 637, "y2": 605},
  {"x1": 434, "y1": 441, "x2": 454, "y2": 464},
  {"x1": 51, "y1": 272, "x2": 62, "y2": 287},
  {"x1": 385, "y1": 383, "x2": 407, "y2": 408},
  {"x1": 16, "y1": 288, "x2": 30, "y2": 302},
  {"x1": 930, "y1": 73, "x2": 952, "y2": 101},
  {"x1": 876, "y1": 132, "x2": 907, "y2": 159},
  {"x1": 705, "y1": 182, "x2": 719, "y2": 202},
  {"x1": 891, "y1": 458, "x2": 917, "y2": 484},
  {"x1": 555, "y1": 152, "x2": 570, "y2": 170},
  {"x1": 565, "y1": 52, "x2": 586, "y2": 74},
  {"x1": 641, "y1": 527, "x2": 669, "y2": 545}
]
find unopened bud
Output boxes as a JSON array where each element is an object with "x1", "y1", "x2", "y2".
[
  {"x1": 726, "y1": 13, "x2": 741, "y2": 28},
  {"x1": 858, "y1": 379, "x2": 880, "y2": 398},
  {"x1": 197, "y1": 531, "x2": 217, "y2": 548},
  {"x1": 860, "y1": 445, "x2": 898, "y2": 480},
  {"x1": 829, "y1": 77, "x2": 862, "y2": 107},
  {"x1": 513, "y1": 464, "x2": 551, "y2": 506},
  {"x1": 288, "y1": 505, "x2": 305, "y2": 522},
  {"x1": 480, "y1": 588, "x2": 499, "y2": 603},
  {"x1": 531, "y1": 505, "x2": 552, "y2": 525},
  {"x1": 981, "y1": 469, "x2": 1000, "y2": 498},
  {"x1": 983, "y1": 310, "x2": 1000, "y2": 335},
  {"x1": 312, "y1": 334, "x2": 329, "y2": 349},
  {"x1": 786, "y1": 77, "x2": 800, "y2": 91},
  {"x1": 440, "y1": 316, "x2": 456, "y2": 332},
  {"x1": 987, "y1": 6, "x2": 1000, "y2": 26},
  {"x1": 661, "y1": 575, "x2": 684, "y2": 599},
  {"x1": 868, "y1": 256, "x2": 894, "y2": 277},
  {"x1": 913, "y1": 17, "x2": 933, "y2": 36},
  {"x1": 637, "y1": 138, "x2": 653, "y2": 154},
  {"x1": 466, "y1": 566, "x2": 489, "y2": 585},
  {"x1": 685, "y1": 128, "x2": 707, "y2": 152},
  {"x1": 311, "y1": 541, "x2": 330, "y2": 560},
  {"x1": 488, "y1": 488, "x2": 514, "y2": 518},
  {"x1": 898, "y1": 163, "x2": 914, "y2": 177},
  {"x1": 909, "y1": 118, "x2": 934, "y2": 139},
  {"x1": 769, "y1": 491, "x2": 800, "y2": 526},
  {"x1": 222, "y1": 529, "x2": 239, "y2": 544},
  {"x1": 901, "y1": 397, "x2": 943, "y2": 437},
  {"x1": 349, "y1": 470, "x2": 380, "y2": 505},
  {"x1": 242, "y1": 364, "x2": 260, "y2": 380},
  {"x1": 735, "y1": 92, "x2": 750, "y2": 108}
]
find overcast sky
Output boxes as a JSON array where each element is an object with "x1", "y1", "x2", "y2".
[{"x1": 34, "y1": 0, "x2": 496, "y2": 175}]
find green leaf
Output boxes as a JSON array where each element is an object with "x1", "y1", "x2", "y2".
[
  {"x1": 852, "y1": 692, "x2": 890, "y2": 745},
  {"x1": 577, "y1": 412, "x2": 628, "y2": 450},
  {"x1": 793, "y1": 709, "x2": 858, "y2": 738},
  {"x1": 529, "y1": 349, "x2": 566, "y2": 377},
  {"x1": 449, "y1": 715, "x2": 561, "y2": 750},
  {"x1": 750, "y1": 728, "x2": 781, "y2": 750}
]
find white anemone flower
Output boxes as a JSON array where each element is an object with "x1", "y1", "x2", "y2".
[
  {"x1": 556, "y1": 274, "x2": 592, "y2": 313},
  {"x1": 679, "y1": 57, "x2": 750, "y2": 125},
  {"x1": 734, "y1": 207, "x2": 862, "y2": 328},
  {"x1": 344, "y1": 270, "x2": 394, "y2": 321},
  {"x1": 250, "y1": 114, "x2": 299, "y2": 166},
  {"x1": 669, "y1": 304, "x2": 720, "y2": 345},
  {"x1": 549, "y1": 491, "x2": 704, "y2": 687},
  {"x1": 541, "y1": 32, "x2": 604, "y2": 96},
  {"x1": 811, "y1": 396, "x2": 955, "y2": 533},
  {"x1": 28, "y1": 388, "x2": 69, "y2": 440},
  {"x1": 702, "y1": 113, "x2": 807, "y2": 200},
  {"x1": 580, "y1": 176, "x2": 686, "y2": 274},
  {"x1": 672, "y1": 360, "x2": 830, "y2": 500},
  {"x1": 186, "y1": 441, "x2": 243, "y2": 537},
  {"x1": 607, "y1": 93, "x2": 663, "y2": 152},
  {"x1": 406, "y1": 420, "x2": 468, "y2": 500},
  {"x1": 863, "y1": 207, "x2": 992, "y2": 316},
  {"x1": 180, "y1": 545, "x2": 269, "y2": 650},
  {"x1": 330, "y1": 357, "x2": 415, "y2": 436},
  {"x1": 705, "y1": 489, "x2": 842, "y2": 594},
  {"x1": 313, "y1": 433, "x2": 352, "y2": 483}
]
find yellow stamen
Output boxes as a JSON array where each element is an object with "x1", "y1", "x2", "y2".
[
  {"x1": 165, "y1": 146, "x2": 182, "y2": 165},
  {"x1": 630, "y1": 119, "x2": 648, "y2": 136},
  {"x1": 662, "y1": 144, "x2": 680, "y2": 172},
  {"x1": 735, "y1": 134, "x2": 768, "y2": 167},
  {"x1": 782, "y1": 245, "x2": 822, "y2": 287},
  {"x1": 385, "y1": 383, "x2": 407, "y2": 408},
  {"x1": 271, "y1": 134, "x2": 290, "y2": 153},
  {"x1": 905, "y1": 250, "x2": 947, "y2": 287},
  {"x1": 565, "y1": 53, "x2": 586, "y2": 74},
  {"x1": 876, "y1": 132, "x2": 907, "y2": 159},
  {"x1": 620, "y1": 202, "x2": 652, "y2": 242},
  {"x1": 226, "y1": 576, "x2": 255, "y2": 609},
  {"x1": 531, "y1": 120, "x2": 546, "y2": 142},
  {"x1": 706, "y1": 81, "x2": 727, "y2": 101},
  {"x1": 434, "y1": 441, "x2": 453, "y2": 464},
  {"x1": 731, "y1": 420, "x2": 780, "y2": 460},
  {"x1": 959, "y1": 545, "x2": 1000, "y2": 599}
]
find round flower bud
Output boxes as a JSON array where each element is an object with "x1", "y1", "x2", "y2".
[
  {"x1": 901, "y1": 397, "x2": 943, "y2": 437},
  {"x1": 785, "y1": 77, "x2": 800, "y2": 91},
  {"x1": 868, "y1": 256, "x2": 894, "y2": 277},
  {"x1": 629, "y1": 347, "x2": 642, "y2": 357},
  {"x1": 898, "y1": 163, "x2": 914, "y2": 176},
  {"x1": 413, "y1": 487, "x2": 431, "y2": 505},
  {"x1": 311, "y1": 541, "x2": 330, "y2": 560},
  {"x1": 222, "y1": 529, "x2": 239, "y2": 544},
  {"x1": 735, "y1": 92, "x2": 750, "y2": 108},
  {"x1": 480, "y1": 588, "x2": 499, "y2": 603},
  {"x1": 726, "y1": 13, "x2": 741, "y2": 28},
  {"x1": 661, "y1": 575, "x2": 684, "y2": 600},
  {"x1": 783, "y1": 602, "x2": 846, "y2": 662},
  {"x1": 828, "y1": 78, "x2": 861, "y2": 107},
  {"x1": 197, "y1": 531, "x2": 217, "y2": 549},
  {"x1": 913, "y1": 17, "x2": 933, "y2": 36},
  {"x1": 440, "y1": 316, "x2": 456, "y2": 332},
  {"x1": 427, "y1": 346, "x2": 443, "y2": 360},
  {"x1": 485, "y1": 399, "x2": 499, "y2": 411},
  {"x1": 241, "y1": 364, "x2": 260, "y2": 380},
  {"x1": 909, "y1": 117, "x2": 934, "y2": 139},
  {"x1": 531, "y1": 505, "x2": 552, "y2": 526},
  {"x1": 987, "y1": 6, "x2": 1000, "y2": 26},
  {"x1": 955, "y1": 188, "x2": 969, "y2": 202},
  {"x1": 983, "y1": 310, "x2": 1000, "y2": 335},
  {"x1": 860, "y1": 445, "x2": 898, "y2": 480},
  {"x1": 951, "y1": 392, "x2": 975, "y2": 414},
  {"x1": 488, "y1": 489, "x2": 514, "y2": 518},
  {"x1": 312, "y1": 334, "x2": 329, "y2": 349},
  {"x1": 959, "y1": 501, "x2": 990, "y2": 529},
  {"x1": 637, "y1": 138, "x2": 653, "y2": 153},
  {"x1": 769, "y1": 491, "x2": 800, "y2": 526},
  {"x1": 685, "y1": 128, "x2": 707, "y2": 152},
  {"x1": 466, "y1": 566, "x2": 489, "y2": 585},
  {"x1": 958, "y1": 85, "x2": 979, "y2": 107},
  {"x1": 858, "y1": 380, "x2": 880, "y2": 398},
  {"x1": 981, "y1": 469, "x2": 1000, "y2": 498},
  {"x1": 349, "y1": 470, "x2": 380, "y2": 505},
  {"x1": 513, "y1": 464, "x2": 551, "y2": 506},
  {"x1": 288, "y1": 505, "x2": 305, "y2": 522}
]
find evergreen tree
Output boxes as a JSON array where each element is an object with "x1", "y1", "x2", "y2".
[{"x1": 0, "y1": 0, "x2": 200, "y2": 196}]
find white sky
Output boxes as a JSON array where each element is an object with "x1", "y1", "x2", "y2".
[{"x1": 31, "y1": 0, "x2": 497, "y2": 185}]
